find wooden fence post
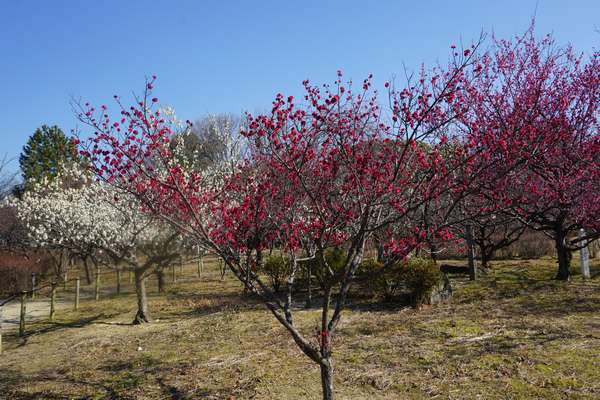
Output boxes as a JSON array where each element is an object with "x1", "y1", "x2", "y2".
[
  {"x1": 30, "y1": 273, "x2": 36, "y2": 300},
  {"x1": 75, "y1": 277, "x2": 80, "y2": 310},
  {"x1": 198, "y1": 253, "x2": 204, "y2": 278},
  {"x1": 465, "y1": 225, "x2": 477, "y2": 281},
  {"x1": 95, "y1": 265, "x2": 100, "y2": 301},
  {"x1": 50, "y1": 283, "x2": 57, "y2": 321},
  {"x1": 0, "y1": 305, "x2": 3, "y2": 354},
  {"x1": 63, "y1": 271, "x2": 68, "y2": 290},
  {"x1": 579, "y1": 229, "x2": 590, "y2": 279},
  {"x1": 306, "y1": 262, "x2": 312, "y2": 308},
  {"x1": 116, "y1": 269, "x2": 122, "y2": 295},
  {"x1": 19, "y1": 291, "x2": 26, "y2": 337},
  {"x1": 171, "y1": 264, "x2": 176, "y2": 283},
  {"x1": 219, "y1": 259, "x2": 226, "y2": 280}
]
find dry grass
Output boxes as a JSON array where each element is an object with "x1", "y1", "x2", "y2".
[{"x1": 1, "y1": 256, "x2": 599, "y2": 399}]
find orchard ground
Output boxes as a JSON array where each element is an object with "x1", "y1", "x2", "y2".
[{"x1": 1, "y1": 257, "x2": 599, "y2": 399}]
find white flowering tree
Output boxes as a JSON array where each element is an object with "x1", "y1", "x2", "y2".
[
  {"x1": 11, "y1": 164, "x2": 183, "y2": 323},
  {"x1": 168, "y1": 112, "x2": 246, "y2": 191},
  {"x1": 169, "y1": 113, "x2": 248, "y2": 272},
  {"x1": 114, "y1": 108, "x2": 247, "y2": 274}
]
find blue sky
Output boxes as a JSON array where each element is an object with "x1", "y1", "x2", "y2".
[{"x1": 1, "y1": 0, "x2": 598, "y2": 175}]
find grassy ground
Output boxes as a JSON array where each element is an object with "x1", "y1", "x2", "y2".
[{"x1": 1, "y1": 256, "x2": 599, "y2": 399}]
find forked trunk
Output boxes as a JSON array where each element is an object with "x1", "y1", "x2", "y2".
[{"x1": 133, "y1": 269, "x2": 152, "y2": 324}]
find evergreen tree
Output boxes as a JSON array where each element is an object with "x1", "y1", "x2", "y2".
[{"x1": 19, "y1": 125, "x2": 79, "y2": 184}]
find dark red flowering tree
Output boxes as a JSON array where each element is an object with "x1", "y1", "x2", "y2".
[
  {"x1": 75, "y1": 41, "x2": 487, "y2": 398},
  {"x1": 462, "y1": 27, "x2": 600, "y2": 280}
]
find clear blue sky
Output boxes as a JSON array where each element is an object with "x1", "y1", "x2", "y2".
[{"x1": 1, "y1": 0, "x2": 598, "y2": 175}]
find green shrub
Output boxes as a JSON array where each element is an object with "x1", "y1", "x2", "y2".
[
  {"x1": 400, "y1": 257, "x2": 442, "y2": 307},
  {"x1": 355, "y1": 258, "x2": 379, "y2": 295},
  {"x1": 357, "y1": 256, "x2": 442, "y2": 306},
  {"x1": 323, "y1": 247, "x2": 347, "y2": 271},
  {"x1": 309, "y1": 247, "x2": 348, "y2": 285},
  {"x1": 356, "y1": 258, "x2": 383, "y2": 280},
  {"x1": 356, "y1": 258, "x2": 400, "y2": 300},
  {"x1": 263, "y1": 255, "x2": 292, "y2": 292}
]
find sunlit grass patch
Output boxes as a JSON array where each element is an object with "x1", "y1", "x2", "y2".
[{"x1": 1, "y1": 258, "x2": 599, "y2": 399}]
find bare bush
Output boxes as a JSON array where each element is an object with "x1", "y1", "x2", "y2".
[
  {"x1": 497, "y1": 230, "x2": 555, "y2": 259},
  {"x1": 0, "y1": 250, "x2": 53, "y2": 296}
]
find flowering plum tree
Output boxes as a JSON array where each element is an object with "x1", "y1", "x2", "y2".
[
  {"x1": 11, "y1": 164, "x2": 183, "y2": 323},
  {"x1": 75, "y1": 40, "x2": 488, "y2": 397},
  {"x1": 462, "y1": 26, "x2": 600, "y2": 280},
  {"x1": 174, "y1": 113, "x2": 246, "y2": 174}
]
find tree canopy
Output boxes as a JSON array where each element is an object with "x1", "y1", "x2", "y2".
[{"x1": 19, "y1": 125, "x2": 80, "y2": 185}]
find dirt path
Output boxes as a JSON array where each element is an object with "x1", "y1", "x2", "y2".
[
  {"x1": 0, "y1": 266, "x2": 201, "y2": 333},
  {"x1": 0, "y1": 296, "x2": 71, "y2": 330}
]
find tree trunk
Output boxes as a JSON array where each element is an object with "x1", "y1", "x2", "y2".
[
  {"x1": 94, "y1": 264, "x2": 100, "y2": 301},
  {"x1": 429, "y1": 241, "x2": 438, "y2": 263},
  {"x1": 244, "y1": 259, "x2": 251, "y2": 294},
  {"x1": 133, "y1": 269, "x2": 152, "y2": 324},
  {"x1": 116, "y1": 269, "x2": 122, "y2": 295},
  {"x1": 54, "y1": 250, "x2": 67, "y2": 280},
  {"x1": 49, "y1": 283, "x2": 56, "y2": 321},
  {"x1": 465, "y1": 225, "x2": 477, "y2": 280},
  {"x1": 480, "y1": 246, "x2": 492, "y2": 270},
  {"x1": 256, "y1": 249, "x2": 263, "y2": 268},
  {"x1": 589, "y1": 241, "x2": 597, "y2": 258},
  {"x1": 554, "y1": 231, "x2": 572, "y2": 281},
  {"x1": 245, "y1": 268, "x2": 250, "y2": 292},
  {"x1": 156, "y1": 269, "x2": 165, "y2": 293},
  {"x1": 319, "y1": 288, "x2": 333, "y2": 399},
  {"x1": 320, "y1": 360, "x2": 334, "y2": 400},
  {"x1": 376, "y1": 242, "x2": 385, "y2": 263},
  {"x1": 83, "y1": 257, "x2": 93, "y2": 285}
]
